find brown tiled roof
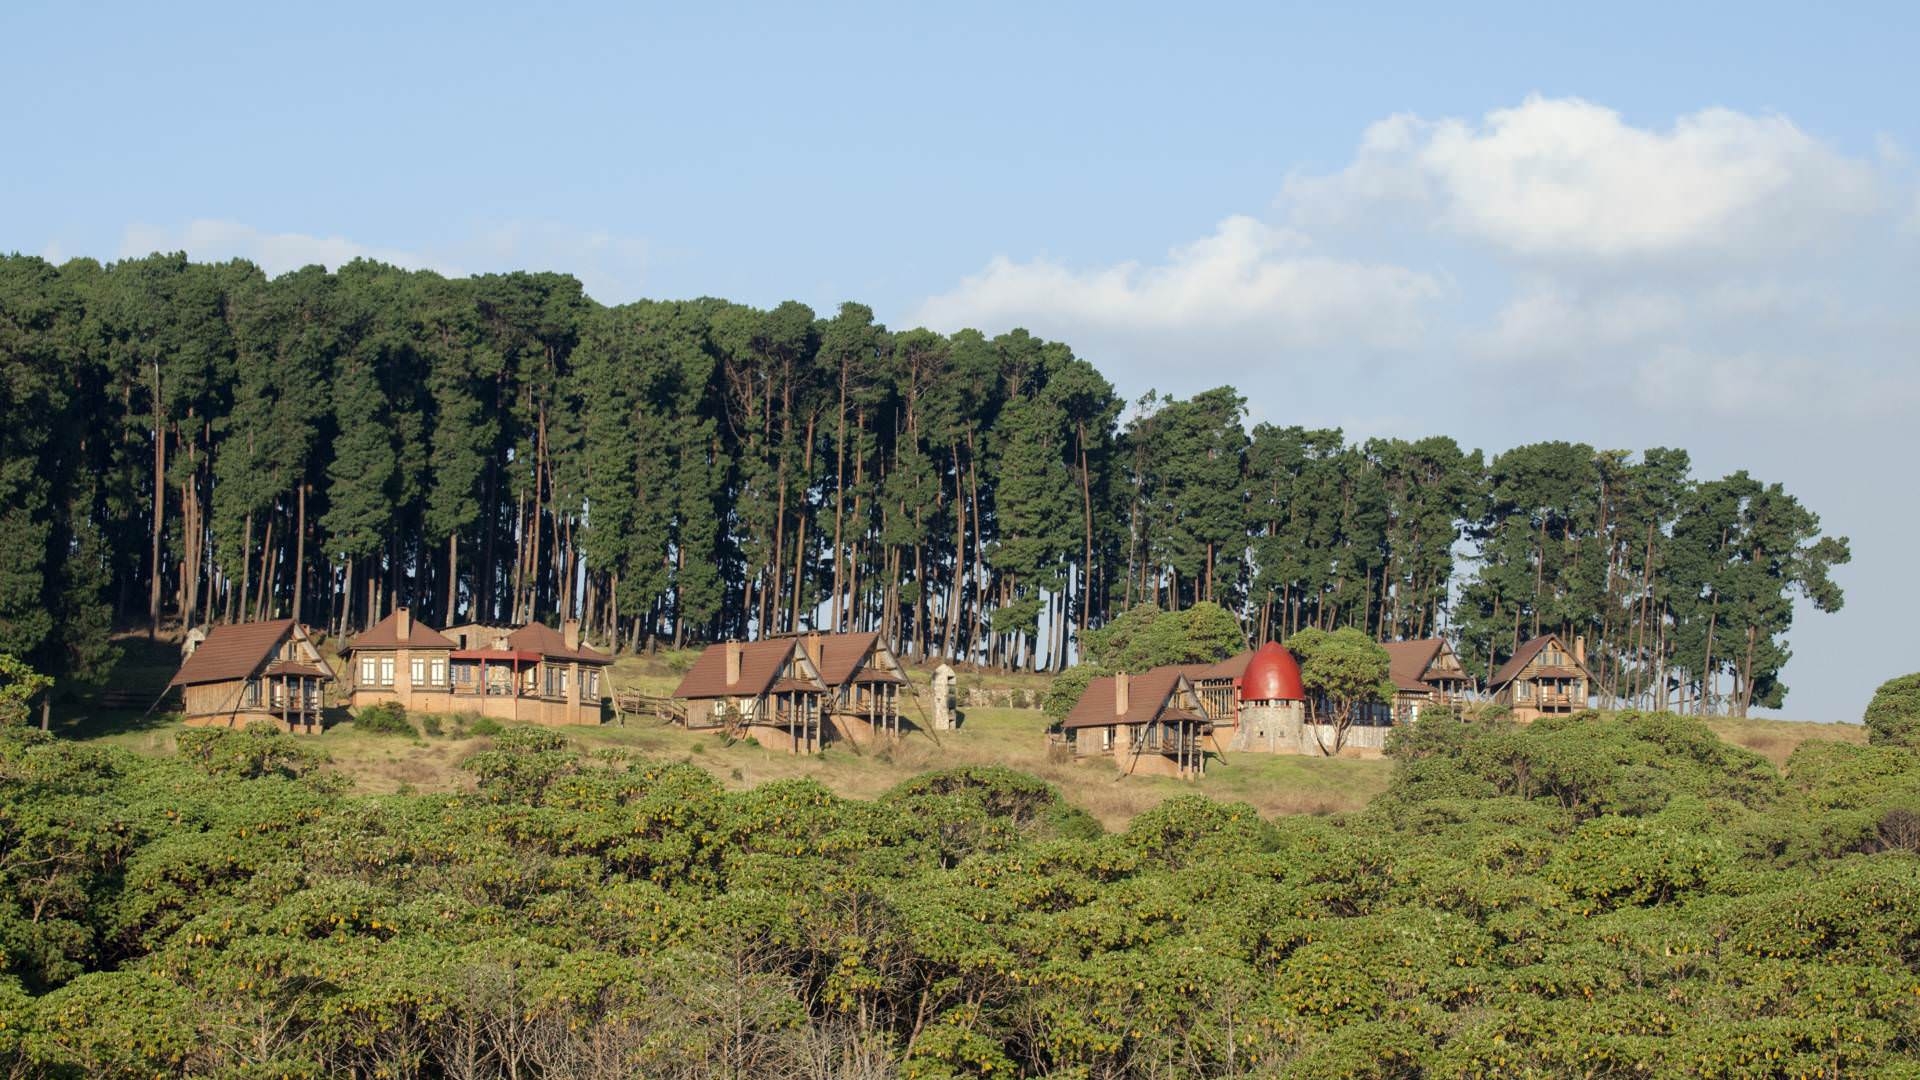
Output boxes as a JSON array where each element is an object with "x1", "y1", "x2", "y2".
[
  {"x1": 261, "y1": 660, "x2": 333, "y2": 680},
  {"x1": 1061, "y1": 667, "x2": 1192, "y2": 730},
  {"x1": 1488, "y1": 634, "x2": 1592, "y2": 690},
  {"x1": 1206, "y1": 649, "x2": 1256, "y2": 681},
  {"x1": 347, "y1": 609, "x2": 457, "y2": 650},
  {"x1": 1534, "y1": 666, "x2": 1583, "y2": 679},
  {"x1": 170, "y1": 620, "x2": 295, "y2": 687},
  {"x1": 675, "y1": 639, "x2": 812, "y2": 699},
  {"x1": 803, "y1": 632, "x2": 885, "y2": 687},
  {"x1": 506, "y1": 622, "x2": 613, "y2": 665},
  {"x1": 1382, "y1": 638, "x2": 1445, "y2": 693}
]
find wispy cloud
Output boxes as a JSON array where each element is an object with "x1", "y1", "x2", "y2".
[{"x1": 911, "y1": 214, "x2": 1444, "y2": 351}]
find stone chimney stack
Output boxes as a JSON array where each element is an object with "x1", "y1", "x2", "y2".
[
  {"x1": 1114, "y1": 672, "x2": 1130, "y2": 717},
  {"x1": 1573, "y1": 635, "x2": 1586, "y2": 665},
  {"x1": 806, "y1": 632, "x2": 824, "y2": 674},
  {"x1": 396, "y1": 606, "x2": 412, "y2": 641},
  {"x1": 725, "y1": 641, "x2": 743, "y2": 686},
  {"x1": 563, "y1": 620, "x2": 581, "y2": 651}
]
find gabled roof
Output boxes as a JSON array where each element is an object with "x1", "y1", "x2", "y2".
[
  {"x1": 170, "y1": 620, "x2": 296, "y2": 687},
  {"x1": 262, "y1": 659, "x2": 334, "y2": 681},
  {"x1": 1382, "y1": 638, "x2": 1475, "y2": 693},
  {"x1": 806, "y1": 631, "x2": 888, "y2": 687},
  {"x1": 675, "y1": 639, "x2": 817, "y2": 699},
  {"x1": 1061, "y1": 667, "x2": 1199, "y2": 730},
  {"x1": 1487, "y1": 633, "x2": 1590, "y2": 690},
  {"x1": 347, "y1": 609, "x2": 457, "y2": 650},
  {"x1": 506, "y1": 622, "x2": 613, "y2": 665}
]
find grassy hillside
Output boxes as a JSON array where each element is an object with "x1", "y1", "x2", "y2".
[{"x1": 52, "y1": 637, "x2": 1865, "y2": 828}]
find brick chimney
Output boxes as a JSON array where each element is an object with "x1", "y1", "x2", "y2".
[
  {"x1": 725, "y1": 641, "x2": 743, "y2": 686},
  {"x1": 805, "y1": 632, "x2": 823, "y2": 674},
  {"x1": 396, "y1": 606, "x2": 412, "y2": 642},
  {"x1": 1114, "y1": 672, "x2": 1130, "y2": 717},
  {"x1": 1573, "y1": 635, "x2": 1586, "y2": 665},
  {"x1": 563, "y1": 619, "x2": 581, "y2": 651}
]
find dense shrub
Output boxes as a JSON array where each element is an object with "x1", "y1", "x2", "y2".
[
  {"x1": 4, "y1": 711, "x2": 1920, "y2": 1077},
  {"x1": 467, "y1": 715, "x2": 505, "y2": 736},
  {"x1": 1865, "y1": 672, "x2": 1920, "y2": 747},
  {"x1": 351, "y1": 701, "x2": 413, "y2": 736}
]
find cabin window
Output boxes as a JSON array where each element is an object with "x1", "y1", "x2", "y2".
[
  {"x1": 584, "y1": 670, "x2": 600, "y2": 699},
  {"x1": 378, "y1": 657, "x2": 395, "y2": 687},
  {"x1": 359, "y1": 657, "x2": 377, "y2": 686},
  {"x1": 452, "y1": 662, "x2": 473, "y2": 685},
  {"x1": 1516, "y1": 681, "x2": 1533, "y2": 701},
  {"x1": 1102, "y1": 725, "x2": 1115, "y2": 751},
  {"x1": 544, "y1": 665, "x2": 569, "y2": 698},
  {"x1": 410, "y1": 658, "x2": 426, "y2": 685},
  {"x1": 430, "y1": 659, "x2": 446, "y2": 685},
  {"x1": 243, "y1": 679, "x2": 261, "y2": 707}
]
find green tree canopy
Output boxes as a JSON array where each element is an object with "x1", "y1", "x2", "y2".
[{"x1": 1864, "y1": 672, "x2": 1920, "y2": 748}]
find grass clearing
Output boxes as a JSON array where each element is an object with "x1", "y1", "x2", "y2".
[
  {"x1": 51, "y1": 640, "x2": 1867, "y2": 825},
  {"x1": 1702, "y1": 714, "x2": 1866, "y2": 767}
]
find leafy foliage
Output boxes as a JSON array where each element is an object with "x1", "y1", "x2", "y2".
[
  {"x1": 0, "y1": 653, "x2": 52, "y2": 726},
  {"x1": 0, "y1": 709, "x2": 1914, "y2": 1076},
  {"x1": 1865, "y1": 672, "x2": 1920, "y2": 748},
  {"x1": 349, "y1": 700, "x2": 414, "y2": 737},
  {"x1": 1045, "y1": 602, "x2": 1244, "y2": 719}
]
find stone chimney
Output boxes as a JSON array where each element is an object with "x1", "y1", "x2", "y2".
[
  {"x1": 725, "y1": 641, "x2": 743, "y2": 686},
  {"x1": 805, "y1": 632, "x2": 824, "y2": 674},
  {"x1": 1573, "y1": 635, "x2": 1586, "y2": 665},
  {"x1": 396, "y1": 606, "x2": 412, "y2": 642},
  {"x1": 1114, "y1": 672, "x2": 1130, "y2": 717},
  {"x1": 563, "y1": 619, "x2": 581, "y2": 651}
]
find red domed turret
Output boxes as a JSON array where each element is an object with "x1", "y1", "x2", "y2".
[{"x1": 1237, "y1": 641, "x2": 1304, "y2": 702}]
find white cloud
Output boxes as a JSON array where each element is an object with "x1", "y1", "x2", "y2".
[
  {"x1": 1285, "y1": 96, "x2": 1884, "y2": 260},
  {"x1": 117, "y1": 219, "x2": 451, "y2": 277},
  {"x1": 1478, "y1": 281, "x2": 1687, "y2": 359},
  {"x1": 911, "y1": 215, "x2": 1444, "y2": 350}
]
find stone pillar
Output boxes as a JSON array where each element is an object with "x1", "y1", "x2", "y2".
[{"x1": 931, "y1": 664, "x2": 956, "y2": 730}]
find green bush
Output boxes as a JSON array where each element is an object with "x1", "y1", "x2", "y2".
[
  {"x1": 418, "y1": 712, "x2": 444, "y2": 737},
  {"x1": 1864, "y1": 672, "x2": 1920, "y2": 747},
  {"x1": 467, "y1": 715, "x2": 505, "y2": 737},
  {"x1": 176, "y1": 723, "x2": 327, "y2": 780},
  {"x1": 351, "y1": 701, "x2": 413, "y2": 737}
]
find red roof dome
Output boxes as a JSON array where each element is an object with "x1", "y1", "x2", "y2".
[{"x1": 1237, "y1": 641, "x2": 1304, "y2": 701}]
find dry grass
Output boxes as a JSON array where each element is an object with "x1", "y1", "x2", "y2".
[
  {"x1": 57, "y1": 641, "x2": 1871, "y2": 828},
  {"x1": 1701, "y1": 714, "x2": 1866, "y2": 767}
]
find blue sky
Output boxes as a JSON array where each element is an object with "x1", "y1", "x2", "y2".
[{"x1": 5, "y1": 1, "x2": 1916, "y2": 720}]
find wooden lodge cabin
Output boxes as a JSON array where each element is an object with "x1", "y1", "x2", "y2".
[
  {"x1": 802, "y1": 631, "x2": 911, "y2": 740},
  {"x1": 1061, "y1": 641, "x2": 1393, "y2": 765},
  {"x1": 673, "y1": 632, "x2": 913, "y2": 752},
  {"x1": 1174, "y1": 650, "x2": 1254, "y2": 724},
  {"x1": 1381, "y1": 638, "x2": 1476, "y2": 722},
  {"x1": 342, "y1": 607, "x2": 612, "y2": 726},
  {"x1": 673, "y1": 638, "x2": 828, "y2": 752},
  {"x1": 1059, "y1": 667, "x2": 1211, "y2": 779},
  {"x1": 169, "y1": 619, "x2": 334, "y2": 734},
  {"x1": 1487, "y1": 633, "x2": 1593, "y2": 722}
]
